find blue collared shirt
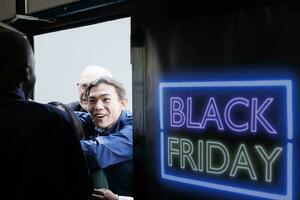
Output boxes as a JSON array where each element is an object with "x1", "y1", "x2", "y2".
[{"x1": 77, "y1": 110, "x2": 133, "y2": 169}]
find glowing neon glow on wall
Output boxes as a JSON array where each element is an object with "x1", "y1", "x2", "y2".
[{"x1": 159, "y1": 80, "x2": 294, "y2": 200}]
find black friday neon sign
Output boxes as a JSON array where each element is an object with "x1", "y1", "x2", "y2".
[{"x1": 159, "y1": 80, "x2": 293, "y2": 200}]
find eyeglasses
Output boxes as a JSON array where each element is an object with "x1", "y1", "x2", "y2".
[{"x1": 76, "y1": 83, "x2": 89, "y2": 90}]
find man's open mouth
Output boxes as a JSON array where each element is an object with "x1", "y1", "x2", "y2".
[{"x1": 94, "y1": 113, "x2": 107, "y2": 119}]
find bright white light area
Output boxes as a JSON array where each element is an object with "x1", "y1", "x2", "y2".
[{"x1": 33, "y1": 17, "x2": 132, "y2": 111}]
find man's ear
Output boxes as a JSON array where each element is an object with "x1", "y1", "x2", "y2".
[
  {"x1": 120, "y1": 98, "x2": 127, "y2": 110},
  {"x1": 25, "y1": 64, "x2": 32, "y2": 81},
  {"x1": 20, "y1": 64, "x2": 30, "y2": 82}
]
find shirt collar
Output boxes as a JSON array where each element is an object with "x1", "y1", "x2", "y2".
[
  {"x1": 0, "y1": 87, "x2": 26, "y2": 100},
  {"x1": 95, "y1": 110, "x2": 125, "y2": 135}
]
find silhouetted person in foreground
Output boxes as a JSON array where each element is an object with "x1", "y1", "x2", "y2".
[{"x1": 0, "y1": 23, "x2": 92, "y2": 199}]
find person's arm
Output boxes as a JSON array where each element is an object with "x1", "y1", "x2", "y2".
[
  {"x1": 92, "y1": 189, "x2": 133, "y2": 200},
  {"x1": 75, "y1": 111, "x2": 96, "y2": 136},
  {"x1": 80, "y1": 124, "x2": 132, "y2": 168}
]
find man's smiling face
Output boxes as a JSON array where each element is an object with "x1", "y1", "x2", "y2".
[{"x1": 87, "y1": 83, "x2": 126, "y2": 129}]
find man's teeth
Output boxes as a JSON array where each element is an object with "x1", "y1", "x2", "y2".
[{"x1": 96, "y1": 114, "x2": 106, "y2": 118}]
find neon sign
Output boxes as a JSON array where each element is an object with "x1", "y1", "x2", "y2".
[{"x1": 159, "y1": 80, "x2": 293, "y2": 200}]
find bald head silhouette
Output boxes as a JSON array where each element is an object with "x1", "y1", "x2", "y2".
[
  {"x1": 0, "y1": 23, "x2": 35, "y2": 91},
  {"x1": 0, "y1": 25, "x2": 91, "y2": 200}
]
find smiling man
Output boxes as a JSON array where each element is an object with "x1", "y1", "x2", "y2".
[
  {"x1": 69, "y1": 65, "x2": 113, "y2": 112},
  {"x1": 88, "y1": 80, "x2": 127, "y2": 129},
  {"x1": 78, "y1": 77, "x2": 133, "y2": 196}
]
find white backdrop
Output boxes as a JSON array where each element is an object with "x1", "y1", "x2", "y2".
[{"x1": 33, "y1": 17, "x2": 132, "y2": 111}]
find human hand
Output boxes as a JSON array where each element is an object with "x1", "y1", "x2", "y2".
[{"x1": 92, "y1": 189, "x2": 118, "y2": 200}]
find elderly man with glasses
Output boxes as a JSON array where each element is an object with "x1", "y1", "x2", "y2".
[{"x1": 69, "y1": 65, "x2": 113, "y2": 112}]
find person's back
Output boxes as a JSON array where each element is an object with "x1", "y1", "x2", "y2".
[
  {"x1": 0, "y1": 92, "x2": 91, "y2": 199},
  {"x1": 0, "y1": 23, "x2": 91, "y2": 199}
]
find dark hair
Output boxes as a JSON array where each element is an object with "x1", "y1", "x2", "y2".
[
  {"x1": 48, "y1": 101, "x2": 85, "y2": 139},
  {"x1": 85, "y1": 76, "x2": 126, "y2": 100}
]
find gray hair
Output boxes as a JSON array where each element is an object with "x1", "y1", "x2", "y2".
[{"x1": 85, "y1": 76, "x2": 126, "y2": 100}]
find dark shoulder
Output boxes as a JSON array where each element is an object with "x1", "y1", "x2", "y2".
[
  {"x1": 25, "y1": 100, "x2": 73, "y2": 125},
  {"x1": 68, "y1": 101, "x2": 84, "y2": 112},
  {"x1": 7, "y1": 100, "x2": 76, "y2": 141}
]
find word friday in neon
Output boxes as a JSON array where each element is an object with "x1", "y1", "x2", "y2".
[{"x1": 168, "y1": 137, "x2": 282, "y2": 182}]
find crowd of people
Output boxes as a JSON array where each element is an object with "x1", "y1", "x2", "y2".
[{"x1": 0, "y1": 22, "x2": 133, "y2": 200}]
